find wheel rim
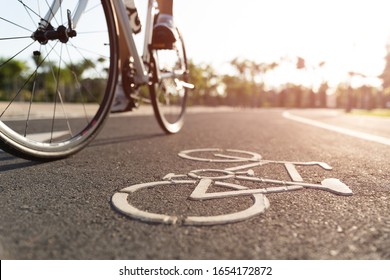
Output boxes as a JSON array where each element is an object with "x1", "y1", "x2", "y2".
[
  {"x1": 0, "y1": 0, "x2": 117, "y2": 158},
  {"x1": 151, "y1": 31, "x2": 188, "y2": 133}
]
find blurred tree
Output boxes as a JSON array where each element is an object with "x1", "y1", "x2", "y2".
[
  {"x1": 318, "y1": 82, "x2": 328, "y2": 108},
  {"x1": 229, "y1": 58, "x2": 279, "y2": 107},
  {"x1": 188, "y1": 60, "x2": 221, "y2": 105},
  {"x1": 0, "y1": 58, "x2": 28, "y2": 100},
  {"x1": 379, "y1": 44, "x2": 390, "y2": 108},
  {"x1": 296, "y1": 56, "x2": 305, "y2": 69}
]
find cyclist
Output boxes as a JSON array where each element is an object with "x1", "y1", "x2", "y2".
[{"x1": 111, "y1": 0, "x2": 178, "y2": 113}]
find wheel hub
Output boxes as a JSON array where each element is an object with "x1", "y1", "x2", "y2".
[
  {"x1": 32, "y1": 9, "x2": 77, "y2": 44},
  {"x1": 33, "y1": 24, "x2": 77, "y2": 44}
]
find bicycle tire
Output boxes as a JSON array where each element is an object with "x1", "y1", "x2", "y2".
[
  {"x1": 0, "y1": 0, "x2": 118, "y2": 160},
  {"x1": 149, "y1": 28, "x2": 188, "y2": 134}
]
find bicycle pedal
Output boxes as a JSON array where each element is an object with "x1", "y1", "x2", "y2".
[
  {"x1": 175, "y1": 79, "x2": 195, "y2": 90},
  {"x1": 130, "y1": 94, "x2": 151, "y2": 105},
  {"x1": 152, "y1": 42, "x2": 174, "y2": 50}
]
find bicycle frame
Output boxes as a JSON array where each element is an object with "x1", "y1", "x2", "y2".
[
  {"x1": 39, "y1": 0, "x2": 87, "y2": 30},
  {"x1": 111, "y1": 1, "x2": 193, "y2": 89},
  {"x1": 41, "y1": 0, "x2": 154, "y2": 85},
  {"x1": 111, "y1": 0, "x2": 153, "y2": 84}
]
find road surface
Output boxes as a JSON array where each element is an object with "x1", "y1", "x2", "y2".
[{"x1": 0, "y1": 108, "x2": 389, "y2": 259}]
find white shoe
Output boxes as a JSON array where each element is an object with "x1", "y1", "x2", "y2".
[
  {"x1": 111, "y1": 82, "x2": 133, "y2": 113},
  {"x1": 152, "y1": 14, "x2": 178, "y2": 49}
]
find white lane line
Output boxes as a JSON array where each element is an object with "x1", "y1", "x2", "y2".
[{"x1": 283, "y1": 111, "x2": 390, "y2": 147}]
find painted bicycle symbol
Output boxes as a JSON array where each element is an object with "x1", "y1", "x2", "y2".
[{"x1": 111, "y1": 148, "x2": 353, "y2": 225}]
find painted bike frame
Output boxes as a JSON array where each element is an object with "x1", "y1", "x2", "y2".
[{"x1": 40, "y1": 0, "x2": 155, "y2": 84}]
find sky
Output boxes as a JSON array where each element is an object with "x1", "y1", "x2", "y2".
[
  {"x1": 159, "y1": 0, "x2": 390, "y2": 90},
  {"x1": 6, "y1": 0, "x2": 390, "y2": 91}
]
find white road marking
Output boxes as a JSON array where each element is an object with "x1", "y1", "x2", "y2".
[
  {"x1": 111, "y1": 148, "x2": 353, "y2": 225},
  {"x1": 112, "y1": 179, "x2": 270, "y2": 225},
  {"x1": 283, "y1": 111, "x2": 390, "y2": 147}
]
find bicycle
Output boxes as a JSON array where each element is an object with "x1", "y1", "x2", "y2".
[
  {"x1": 0, "y1": 0, "x2": 191, "y2": 160},
  {"x1": 111, "y1": 148, "x2": 353, "y2": 226}
]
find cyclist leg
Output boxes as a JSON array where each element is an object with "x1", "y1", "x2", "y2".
[
  {"x1": 157, "y1": 0, "x2": 173, "y2": 14},
  {"x1": 153, "y1": 0, "x2": 178, "y2": 49}
]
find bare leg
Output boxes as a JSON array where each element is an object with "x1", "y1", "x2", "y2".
[
  {"x1": 157, "y1": 0, "x2": 173, "y2": 15},
  {"x1": 120, "y1": 0, "x2": 173, "y2": 75},
  {"x1": 119, "y1": 0, "x2": 174, "y2": 66}
]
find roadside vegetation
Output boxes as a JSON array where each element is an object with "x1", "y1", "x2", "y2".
[{"x1": 2, "y1": 45, "x2": 390, "y2": 114}]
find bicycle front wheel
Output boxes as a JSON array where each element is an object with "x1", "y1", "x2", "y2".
[
  {"x1": 149, "y1": 28, "x2": 188, "y2": 134},
  {"x1": 0, "y1": 0, "x2": 118, "y2": 160}
]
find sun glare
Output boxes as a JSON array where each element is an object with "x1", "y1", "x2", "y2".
[{"x1": 174, "y1": 0, "x2": 390, "y2": 89}]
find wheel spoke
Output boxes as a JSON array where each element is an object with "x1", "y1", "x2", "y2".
[
  {"x1": 0, "y1": 36, "x2": 32, "y2": 41},
  {"x1": 0, "y1": 41, "x2": 35, "y2": 68},
  {"x1": 0, "y1": 0, "x2": 117, "y2": 159},
  {"x1": 0, "y1": 16, "x2": 34, "y2": 33},
  {"x1": 150, "y1": 32, "x2": 188, "y2": 134}
]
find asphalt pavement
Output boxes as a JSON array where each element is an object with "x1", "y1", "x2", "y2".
[{"x1": 0, "y1": 108, "x2": 389, "y2": 259}]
